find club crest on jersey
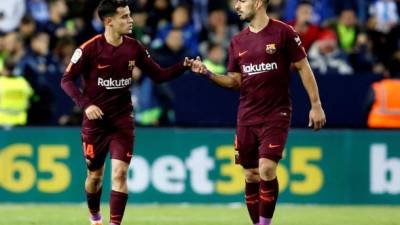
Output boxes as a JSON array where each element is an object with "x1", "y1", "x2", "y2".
[
  {"x1": 128, "y1": 60, "x2": 136, "y2": 70},
  {"x1": 266, "y1": 44, "x2": 276, "y2": 54}
]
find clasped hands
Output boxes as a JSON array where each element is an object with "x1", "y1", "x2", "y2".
[{"x1": 184, "y1": 56, "x2": 208, "y2": 74}]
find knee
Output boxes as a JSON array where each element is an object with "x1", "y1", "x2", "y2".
[
  {"x1": 244, "y1": 169, "x2": 260, "y2": 183},
  {"x1": 87, "y1": 173, "x2": 103, "y2": 187},
  {"x1": 259, "y1": 163, "x2": 276, "y2": 180},
  {"x1": 112, "y1": 167, "x2": 128, "y2": 183}
]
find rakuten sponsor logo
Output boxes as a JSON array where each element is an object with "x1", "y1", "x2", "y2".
[
  {"x1": 98, "y1": 77, "x2": 132, "y2": 89},
  {"x1": 242, "y1": 62, "x2": 278, "y2": 75}
]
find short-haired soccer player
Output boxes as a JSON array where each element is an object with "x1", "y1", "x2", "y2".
[
  {"x1": 191, "y1": 0, "x2": 326, "y2": 224},
  {"x1": 61, "y1": 1, "x2": 195, "y2": 224}
]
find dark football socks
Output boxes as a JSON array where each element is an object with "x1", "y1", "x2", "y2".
[
  {"x1": 259, "y1": 178, "x2": 279, "y2": 225},
  {"x1": 245, "y1": 182, "x2": 260, "y2": 225},
  {"x1": 110, "y1": 190, "x2": 128, "y2": 225},
  {"x1": 86, "y1": 188, "x2": 102, "y2": 219}
]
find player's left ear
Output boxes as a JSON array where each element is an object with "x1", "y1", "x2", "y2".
[{"x1": 255, "y1": 0, "x2": 264, "y2": 10}]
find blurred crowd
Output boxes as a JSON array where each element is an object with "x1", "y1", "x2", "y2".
[{"x1": 0, "y1": 0, "x2": 399, "y2": 128}]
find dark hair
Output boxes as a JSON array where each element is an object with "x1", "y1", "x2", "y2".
[
  {"x1": 4, "y1": 58, "x2": 16, "y2": 73},
  {"x1": 207, "y1": 42, "x2": 222, "y2": 52},
  {"x1": 31, "y1": 32, "x2": 48, "y2": 41},
  {"x1": 297, "y1": 0, "x2": 313, "y2": 8},
  {"x1": 98, "y1": 0, "x2": 129, "y2": 21}
]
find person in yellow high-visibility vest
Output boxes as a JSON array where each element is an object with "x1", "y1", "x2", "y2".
[
  {"x1": 367, "y1": 74, "x2": 400, "y2": 128},
  {"x1": 0, "y1": 60, "x2": 33, "y2": 127}
]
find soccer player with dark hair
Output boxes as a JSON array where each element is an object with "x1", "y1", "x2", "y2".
[
  {"x1": 61, "y1": 1, "x2": 195, "y2": 225},
  {"x1": 192, "y1": 0, "x2": 326, "y2": 224}
]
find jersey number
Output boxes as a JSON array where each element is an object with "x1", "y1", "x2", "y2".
[{"x1": 83, "y1": 142, "x2": 95, "y2": 158}]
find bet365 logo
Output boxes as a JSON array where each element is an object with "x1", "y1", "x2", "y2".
[
  {"x1": 125, "y1": 145, "x2": 324, "y2": 195},
  {"x1": 0, "y1": 144, "x2": 71, "y2": 193},
  {"x1": 370, "y1": 144, "x2": 400, "y2": 194}
]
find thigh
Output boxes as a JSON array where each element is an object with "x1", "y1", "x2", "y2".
[
  {"x1": 81, "y1": 131, "x2": 110, "y2": 171},
  {"x1": 109, "y1": 126, "x2": 134, "y2": 164},
  {"x1": 257, "y1": 121, "x2": 289, "y2": 162},
  {"x1": 235, "y1": 125, "x2": 259, "y2": 169}
]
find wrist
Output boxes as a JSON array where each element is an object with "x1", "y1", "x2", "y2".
[
  {"x1": 311, "y1": 101, "x2": 322, "y2": 108},
  {"x1": 205, "y1": 70, "x2": 215, "y2": 79}
]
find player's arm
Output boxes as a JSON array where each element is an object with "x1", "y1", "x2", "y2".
[
  {"x1": 191, "y1": 60, "x2": 241, "y2": 89},
  {"x1": 294, "y1": 57, "x2": 326, "y2": 130},
  {"x1": 60, "y1": 47, "x2": 103, "y2": 120},
  {"x1": 191, "y1": 38, "x2": 241, "y2": 90},
  {"x1": 206, "y1": 71, "x2": 241, "y2": 90},
  {"x1": 137, "y1": 44, "x2": 191, "y2": 83},
  {"x1": 286, "y1": 25, "x2": 326, "y2": 130}
]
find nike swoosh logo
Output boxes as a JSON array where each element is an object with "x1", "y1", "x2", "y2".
[
  {"x1": 269, "y1": 144, "x2": 281, "y2": 148},
  {"x1": 97, "y1": 64, "x2": 110, "y2": 69},
  {"x1": 239, "y1": 50, "x2": 248, "y2": 57}
]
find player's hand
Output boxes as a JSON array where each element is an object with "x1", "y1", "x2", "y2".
[
  {"x1": 191, "y1": 56, "x2": 207, "y2": 74},
  {"x1": 309, "y1": 104, "x2": 326, "y2": 131},
  {"x1": 183, "y1": 57, "x2": 194, "y2": 67},
  {"x1": 85, "y1": 105, "x2": 104, "y2": 120}
]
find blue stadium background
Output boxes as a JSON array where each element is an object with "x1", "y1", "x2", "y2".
[{"x1": 0, "y1": 0, "x2": 398, "y2": 128}]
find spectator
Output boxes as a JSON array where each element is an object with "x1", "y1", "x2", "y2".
[
  {"x1": 0, "y1": 60, "x2": 33, "y2": 127},
  {"x1": 200, "y1": 8, "x2": 238, "y2": 52},
  {"x1": 15, "y1": 32, "x2": 61, "y2": 125},
  {"x1": 146, "y1": 0, "x2": 173, "y2": 37},
  {"x1": 135, "y1": 29, "x2": 192, "y2": 126},
  {"x1": 386, "y1": 23, "x2": 400, "y2": 62},
  {"x1": 283, "y1": 0, "x2": 336, "y2": 24},
  {"x1": 26, "y1": 0, "x2": 49, "y2": 23},
  {"x1": 131, "y1": 7, "x2": 152, "y2": 45},
  {"x1": 267, "y1": 0, "x2": 286, "y2": 20},
  {"x1": 53, "y1": 37, "x2": 76, "y2": 70},
  {"x1": 152, "y1": 29, "x2": 192, "y2": 66},
  {"x1": 333, "y1": 8, "x2": 360, "y2": 53},
  {"x1": 349, "y1": 32, "x2": 382, "y2": 74},
  {"x1": 366, "y1": 63, "x2": 400, "y2": 128},
  {"x1": 18, "y1": 15, "x2": 37, "y2": 47},
  {"x1": 191, "y1": 0, "x2": 209, "y2": 32},
  {"x1": 308, "y1": 29, "x2": 354, "y2": 75},
  {"x1": 369, "y1": 0, "x2": 399, "y2": 34},
  {"x1": 3, "y1": 32, "x2": 26, "y2": 68},
  {"x1": 367, "y1": 0, "x2": 399, "y2": 75},
  {"x1": 152, "y1": 4, "x2": 199, "y2": 55},
  {"x1": 203, "y1": 43, "x2": 226, "y2": 74},
  {"x1": 75, "y1": 7, "x2": 104, "y2": 45},
  {"x1": 38, "y1": 0, "x2": 75, "y2": 49},
  {"x1": 52, "y1": 37, "x2": 76, "y2": 124},
  {"x1": 288, "y1": 0, "x2": 321, "y2": 52}
]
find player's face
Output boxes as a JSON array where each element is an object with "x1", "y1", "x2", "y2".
[
  {"x1": 234, "y1": 0, "x2": 258, "y2": 22},
  {"x1": 110, "y1": 6, "x2": 133, "y2": 35}
]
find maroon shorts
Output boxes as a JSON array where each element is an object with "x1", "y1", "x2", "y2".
[
  {"x1": 81, "y1": 117, "x2": 134, "y2": 171},
  {"x1": 234, "y1": 121, "x2": 289, "y2": 169}
]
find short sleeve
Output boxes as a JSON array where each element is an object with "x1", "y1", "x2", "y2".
[
  {"x1": 286, "y1": 25, "x2": 307, "y2": 63},
  {"x1": 227, "y1": 40, "x2": 240, "y2": 73}
]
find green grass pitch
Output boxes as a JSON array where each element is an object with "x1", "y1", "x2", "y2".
[{"x1": 0, "y1": 204, "x2": 399, "y2": 225}]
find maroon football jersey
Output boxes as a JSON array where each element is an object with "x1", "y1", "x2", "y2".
[
  {"x1": 61, "y1": 34, "x2": 186, "y2": 127},
  {"x1": 227, "y1": 19, "x2": 306, "y2": 126}
]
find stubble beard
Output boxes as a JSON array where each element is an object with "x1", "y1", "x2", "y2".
[{"x1": 240, "y1": 11, "x2": 256, "y2": 23}]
